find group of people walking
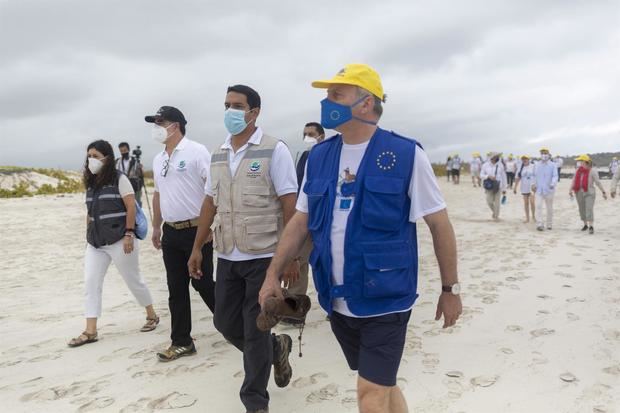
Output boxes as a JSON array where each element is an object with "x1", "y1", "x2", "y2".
[
  {"x1": 69, "y1": 64, "x2": 462, "y2": 413},
  {"x1": 472, "y1": 148, "x2": 614, "y2": 233}
]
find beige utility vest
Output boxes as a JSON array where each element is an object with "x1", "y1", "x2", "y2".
[{"x1": 210, "y1": 135, "x2": 284, "y2": 255}]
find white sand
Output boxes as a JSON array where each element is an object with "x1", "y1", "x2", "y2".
[{"x1": 1, "y1": 179, "x2": 619, "y2": 412}]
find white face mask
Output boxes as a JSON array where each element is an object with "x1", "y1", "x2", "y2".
[
  {"x1": 152, "y1": 124, "x2": 173, "y2": 144},
  {"x1": 303, "y1": 135, "x2": 318, "y2": 145},
  {"x1": 88, "y1": 157, "x2": 104, "y2": 174},
  {"x1": 541, "y1": 154, "x2": 550, "y2": 161}
]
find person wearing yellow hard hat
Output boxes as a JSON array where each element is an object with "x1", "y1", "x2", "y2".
[
  {"x1": 470, "y1": 152, "x2": 483, "y2": 187},
  {"x1": 259, "y1": 63, "x2": 462, "y2": 413},
  {"x1": 569, "y1": 155, "x2": 607, "y2": 234},
  {"x1": 532, "y1": 147, "x2": 558, "y2": 231},
  {"x1": 513, "y1": 155, "x2": 536, "y2": 223},
  {"x1": 505, "y1": 154, "x2": 517, "y2": 190}
]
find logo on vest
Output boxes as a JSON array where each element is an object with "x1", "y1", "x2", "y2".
[
  {"x1": 376, "y1": 151, "x2": 396, "y2": 171},
  {"x1": 247, "y1": 160, "x2": 262, "y2": 178}
]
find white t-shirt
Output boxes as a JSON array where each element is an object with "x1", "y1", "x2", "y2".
[
  {"x1": 296, "y1": 142, "x2": 447, "y2": 317},
  {"x1": 205, "y1": 127, "x2": 298, "y2": 262},
  {"x1": 517, "y1": 164, "x2": 536, "y2": 194},
  {"x1": 505, "y1": 160, "x2": 517, "y2": 173},
  {"x1": 118, "y1": 174, "x2": 135, "y2": 198},
  {"x1": 153, "y1": 137, "x2": 211, "y2": 222},
  {"x1": 470, "y1": 158, "x2": 482, "y2": 172}
]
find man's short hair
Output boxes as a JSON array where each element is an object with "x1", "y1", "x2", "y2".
[
  {"x1": 227, "y1": 85, "x2": 261, "y2": 110},
  {"x1": 304, "y1": 122, "x2": 325, "y2": 136},
  {"x1": 118, "y1": 142, "x2": 130, "y2": 150},
  {"x1": 357, "y1": 87, "x2": 383, "y2": 118}
]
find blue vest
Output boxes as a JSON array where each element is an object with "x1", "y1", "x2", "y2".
[{"x1": 304, "y1": 127, "x2": 419, "y2": 316}]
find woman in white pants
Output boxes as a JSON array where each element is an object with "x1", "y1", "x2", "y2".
[
  {"x1": 69, "y1": 140, "x2": 159, "y2": 347},
  {"x1": 569, "y1": 155, "x2": 607, "y2": 234}
]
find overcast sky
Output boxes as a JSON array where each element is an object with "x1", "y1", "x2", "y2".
[{"x1": 1, "y1": 0, "x2": 618, "y2": 169}]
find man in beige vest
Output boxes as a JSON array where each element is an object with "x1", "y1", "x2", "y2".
[{"x1": 188, "y1": 85, "x2": 299, "y2": 413}]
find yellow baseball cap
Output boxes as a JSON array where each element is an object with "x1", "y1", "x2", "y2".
[
  {"x1": 575, "y1": 154, "x2": 591, "y2": 162},
  {"x1": 312, "y1": 63, "x2": 385, "y2": 101},
  {"x1": 540, "y1": 147, "x2": 550, "y2": 153},
  {"x1": 521, "y1": 154, "x2": 530, "y2": 159}
]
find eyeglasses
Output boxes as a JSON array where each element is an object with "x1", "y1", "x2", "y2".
[{"x1": 161, "y1": 159, "x2": 170, "y2": 177}]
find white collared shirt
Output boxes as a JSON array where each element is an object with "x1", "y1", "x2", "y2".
[
  {"x1": 206, "y1": 127, "x2": 298, "y2": 261},
  {"x1": 153, "y1": 137, "x2": 211, "y2": 222}
]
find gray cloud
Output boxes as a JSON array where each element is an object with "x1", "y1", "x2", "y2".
[{"x1": 0, "y1": 0, "x2": 618, "y2": 169}]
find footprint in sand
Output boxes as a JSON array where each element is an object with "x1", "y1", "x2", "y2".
[
  {"x1": 559, "y1": 372, "x2": 577, "y2": 383},
  {"x1": 530, "y1": 328, "x2": 555, "y2": 338},
  {"x1": 306, "y1": 383, "x2": 339, "y2": 403},
  {"x1": 603, "y1": 330, "x2": 620, "y2": 342},
  {"x1": 147, "y1": 392, "x2": 197, "y2": 409},
  {"x1": 499, "y1": 348, "x2": 514, "y2": 355},
  {"x1": 505, "y1": 325, "x2": 523, "y2": 333},
  {"x1": 77, "y1": 397, "x2": 115, "y2": 412},
  {"x1": 602, "y1": 365, "x2": 620, "y2": 376},
  {"x1": 233, "y1": 370, "x2": 244, "y2": 378},
  {"x1": 470, "y1": 375, "x2": 498, "y2": 388},
  {"x1": 211, "y1": 340, "x2": 230, "y2": 349},
  {"x1": 292, "y1": 372, "x2": 329, "y2": 389},
  {"x1": 566, "y1": 313, "x2": 580, "y2": 321},
  {"x1": 340, "y1": 389, "x2": 358, "y2": 409},
  {"x1": 120, "y1": 398, "x2": 151, "y2": 413},
  {"x1": 445, "y1": 371, "x2": 464, "y2": 378},
  {"x1": 536, "y1": 294, "x2": 553, "y2": 300},
  {"x1": 132, "y1": 370, "x2": 165, "y2": 379}
]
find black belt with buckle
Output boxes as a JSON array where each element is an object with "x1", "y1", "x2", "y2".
[{"x1": 165, "y1": 219, "x2": 200, "y2": 230}]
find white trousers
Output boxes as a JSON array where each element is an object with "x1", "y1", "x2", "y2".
[
  {"x1": 535, "y1": 192, "x2": 554, "y2": 228},
  {"x1": 84, "y1": 239, "x2": 153, "y2": 318}
]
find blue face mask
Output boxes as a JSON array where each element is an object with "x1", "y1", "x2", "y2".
[
  {"x1": 224, "y1": 108, "x2": 251, "y2": 135},
  {"x1": 320, "y1": 95, "x2": 377, "y2": 129}
]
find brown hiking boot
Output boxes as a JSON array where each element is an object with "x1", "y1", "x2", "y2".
[
  {"x1": 273, "y1": 333, "x2": 293, "y2": 388},
  {"x1": 256, "y1": 289, "x2": 311, "y2": 332}
]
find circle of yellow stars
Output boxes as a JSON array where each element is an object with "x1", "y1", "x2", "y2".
[{"x1": 376, "y1": 151, "x2": 397, "y2": 170}]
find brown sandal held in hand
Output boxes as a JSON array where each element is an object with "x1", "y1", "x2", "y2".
[
  {"x1": 68, "y1": 331, "x2": 98, "y2": 347},
  {"x1": 140, "y1": 316, "x2": 160, "y2": 332}
]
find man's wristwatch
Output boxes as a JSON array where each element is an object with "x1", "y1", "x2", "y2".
[{"x1": 442, "y1": 283, "x2": 461, "y2": 295}]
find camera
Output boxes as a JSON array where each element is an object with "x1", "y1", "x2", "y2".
[{"x1": 132, "y1": 145, "x2": 142, "y2": 161}]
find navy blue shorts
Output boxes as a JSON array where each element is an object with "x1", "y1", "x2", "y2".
[{"x1": 330, "y1": 310, "x2": 411, "y2": 386}]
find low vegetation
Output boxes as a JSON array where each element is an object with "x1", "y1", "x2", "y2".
[{"x1": 0, "y1": 167, "x2": 83, "y2": 199}]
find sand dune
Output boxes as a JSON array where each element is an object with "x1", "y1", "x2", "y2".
[{"x1": 0, "y1": 178, "x2": 619, "y2": 412}]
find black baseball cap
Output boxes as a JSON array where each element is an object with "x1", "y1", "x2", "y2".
[{"x1": 145, "y1": 106, "x2": 187, "y2": 125}]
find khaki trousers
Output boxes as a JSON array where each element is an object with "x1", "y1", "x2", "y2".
[{"x1": 485, "y1": 190, "x2": 501, "y2": 219}]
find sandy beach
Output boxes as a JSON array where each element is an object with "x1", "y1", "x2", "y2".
[{"x1": 1, "y1": 178, "x2": 619, "y2": 413}]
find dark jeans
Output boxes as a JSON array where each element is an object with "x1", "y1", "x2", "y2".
[
  {"x1": 214, "y1": 258, "x2": 275, "y2": 411},
  {"x1": 507, "y1": 172, "x2": 515, "y2": 187},
  {"x1": 161, "y1": 225, "x2": 215, "y2": 347},
  {"x1": 557, "y1": 168, "x2": 562, "y2": 181}
]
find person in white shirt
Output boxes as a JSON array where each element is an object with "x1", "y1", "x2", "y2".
[
  {"x1": 554, "y1": 155, "x2": 564, "y2": 182},
  {"x1": 451, "y1": 154, "x2": 462, "y2": 184},
  {"x1": 188, "y1": 85, "x2": 299, "y2": 413},
  {"x1": 513, "y1": 155, "x2": 536, "y2": 223},
  {"x1": 258, "y1": 63, "x2": 462, "y2": 413},
  {"x1": 470, "y1": 152, "x2": 482, "y2": 187},
  {"x1": 146, "y1": 106, "x2": 216, "y2": 362},
  {"x1": 532, "y1": 148, "x2": 558, "y2": 231},
  {"x1": 69, "y1": 140, "x2": 158, "y2": 347},
  {"x1": 609, "y1": 157, "x2": 619, "y2": 177},
  {"x1": 504, "y1": 154, "x2": 517, "y2": 189},
  {"x1": 115, "y1": 142, "x2": 144, "y2": 207},
  {"x1": 445, "y1": 156, "x2": 453, "y2": 182},
  {"x1": 481, "y1": 152, "x2": 508, "y2": 221}
]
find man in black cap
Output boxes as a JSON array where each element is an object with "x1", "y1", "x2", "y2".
[{"x1": 145, "y1": 106, "x2": 216, "y2": 361}]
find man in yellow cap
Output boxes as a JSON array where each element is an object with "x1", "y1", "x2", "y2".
[
  {"x1": 532, "y1": 147, "x2": 558, "y2": 231},
  {"x1": 259, "y1": 63, "x2": 462, "y2": 413}
]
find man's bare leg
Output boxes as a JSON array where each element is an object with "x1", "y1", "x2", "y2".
[{"x1": 358, "y1": 376, "x2": 407, "y2": 413}]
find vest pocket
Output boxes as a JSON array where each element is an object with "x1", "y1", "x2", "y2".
[
  {"x1": 212, "y1": 216, "x2": 224, "y2": 251},
  {"x1": 363, "y1": 249, "x2": 412, "y2": 298},
  {"x1": 362, "y1": 176, "x2": 405, "y2": 231},
  {"x1": 243, "y1": 215, "x2": 278, "y2": 251},
  {"x1": 304, "y1": 179, "x2": 330, "y2": 231},
  {"x1": 212, "y1": 182, "x2": 220, "y2": 207},
  {"x1": 242, "y1": 186, "x2": 271, "y2": 208}
]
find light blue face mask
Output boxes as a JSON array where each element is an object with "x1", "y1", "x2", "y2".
[{"x1": 224, "y1": 108, "x2": 252, "y2": 135}]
